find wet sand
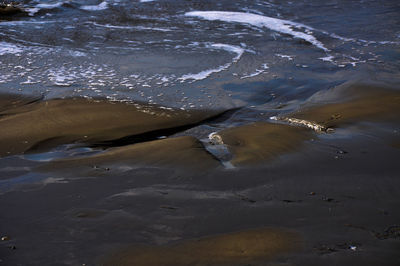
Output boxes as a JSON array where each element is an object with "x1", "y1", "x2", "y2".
[
  {"x1": 0, "y1": 97, "x2": 226, "y2": 157},
  {"x1": 219, "y1": 122, "x2": 312, "y2": 166},
  {"x1": 0, "y1": 82, "x2": 400, "y2": 265},
  {"x1": 40, "y1": 136, "x2": 221, "y2": 172},
  {"x1": 291, "y1": 82, "x2": 400, "y2": 128},
  {"x1": 209, "y1": 82, "x2": 400, "y2": 167},
  {"x1": 0, "y1": 93, "x2": 43, "y2": 113},
  {"x1": 1, "y1": 136, "x2": 399, "y2": 266},
  {"x1": 102, "y1": 228, "x2": 301, "y2": 266}
]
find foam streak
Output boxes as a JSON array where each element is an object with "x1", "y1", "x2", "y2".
[{"x1": 185, "y1": 11, "x2": 329, "y2": 51}]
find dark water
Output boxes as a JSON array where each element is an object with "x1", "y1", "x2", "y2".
[{"x1": 1, "y1": 0, "x2": 399, "y2": 110}]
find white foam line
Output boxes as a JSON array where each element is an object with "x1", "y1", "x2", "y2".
[
  {"x1": 178, "y1": 43, "x2": 245, "y2": 82},
  {"x1": 35, "y1": 2, "x2": 65, "y2": 9},
  {"x1": 88, "y1": 22, "x2": 172, "y2": 32},
  {"x1": 24, "y1": 1, "x2": 65, "y2": 15},
  {"x1": 240, "y1": 64, "x2": 269, "y2": 79},
  {"x1": 275, "y1": 53, "x2": 294, "y2": 60},
  {"x1": 208, "y1": 43, "x2": 244, "y2": 61},
  {"x1": 178, "y1": 64, "x2": 230, "y2": 82},
  {"x1": 327, "y1": 32, "x2": 399, "y2": 45},
  {"x1": 89, "y1": 22, "x2": 132, "y2": 29},
  {"x1": 188, "y1": 11, "x2": 399, "y2": 48},
  {"x1": 135, "y1": 26, "x2": 172, "y2": 32},
  {"x1": 319, "y1": 55, "x2": 335, "y2": 63},
  {"x1": 81, "y1": 1, "x2": 108, "y2": 11},
  {"x1": 185, "y1": 11, "x2": 329, "y2": 52},
  {"x1": 0, "y1": 20, "x2": 57, "y2": 26}
]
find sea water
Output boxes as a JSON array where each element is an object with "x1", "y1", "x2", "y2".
[{"x1": 0, "y1": 0, "x2": 399, "y2": 115}]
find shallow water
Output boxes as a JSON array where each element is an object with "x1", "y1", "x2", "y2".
[{"x1": 1, "y1": 0, "x2": 399, "y2": 110}]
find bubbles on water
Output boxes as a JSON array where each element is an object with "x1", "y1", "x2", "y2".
[{"x1": 0, "y1": 41, "x2": 24, "y2": 56}]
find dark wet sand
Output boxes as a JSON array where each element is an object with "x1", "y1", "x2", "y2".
[
  {"x1": 1, "y1": 137, "x2": 399, "y2": 266},
  {"x1": 0, "y1": 82, "x2": 400, "y2": 265}
]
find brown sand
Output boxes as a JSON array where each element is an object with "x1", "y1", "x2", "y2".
[
  {"x1": 0, "y1": 97, "x2": 225, "y2": 157},
  {"x1": 102, "y1": 227, "x2": 301, "y2": 266},
  {"x1": 291, "y1": 83, "x2": 400, "y2": 128},
  {"x1": 0, "y1": 93, "x2": 42, "y2": 113},
  {"x1": 213, "y1": 83, "x2": 400, "y2": 167},
  {"x1": 219, "y1": 83, "x2": 400, "y2": 167},
  {"x1": 219, "y1": 122, "x2": 312, "y2": 166},
  {"x1": 40, "y1": 136, "x2": 220, "y2": 171}
]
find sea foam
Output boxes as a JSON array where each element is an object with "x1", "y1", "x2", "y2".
[
  {"x1": 35, "y1": 2, "x2": 65, "y2": 9},
  {"x1": 81, "y1": 1, "x2": 108, "y2": 11},
  {"x1": 185, "y1": 11, "x2": 329, "y2": 52},
  {"x1": 0, "y1": 42, "x2": 23, "y2": 56},
  {"x1": 178, "y1": 43, "x2": 245, "y2": 82}
]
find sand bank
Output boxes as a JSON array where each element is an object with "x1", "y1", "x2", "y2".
[
  {"x1": 290, "y1": 82, "x2": 400, "y2": 128},
  {"x1": 216, "y1": 82, "x2": 400, "y2": 166},
  {"x1": 219, "y1": 122, "x2": 312, "y2": 166},
  {"x1": 40, "y1": 136, "x2": 220, "y2": 172},
  {"x1": 0, "y1": 96, "x2": 226, "y2": 157}
]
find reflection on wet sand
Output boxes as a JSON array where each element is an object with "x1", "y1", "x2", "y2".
[
  {"x1": 0, "y1": 96, "x2": 225, "y2": 157},
  {"x1": 102, "y1": 227, "x2": 301, "y2": 266}
]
